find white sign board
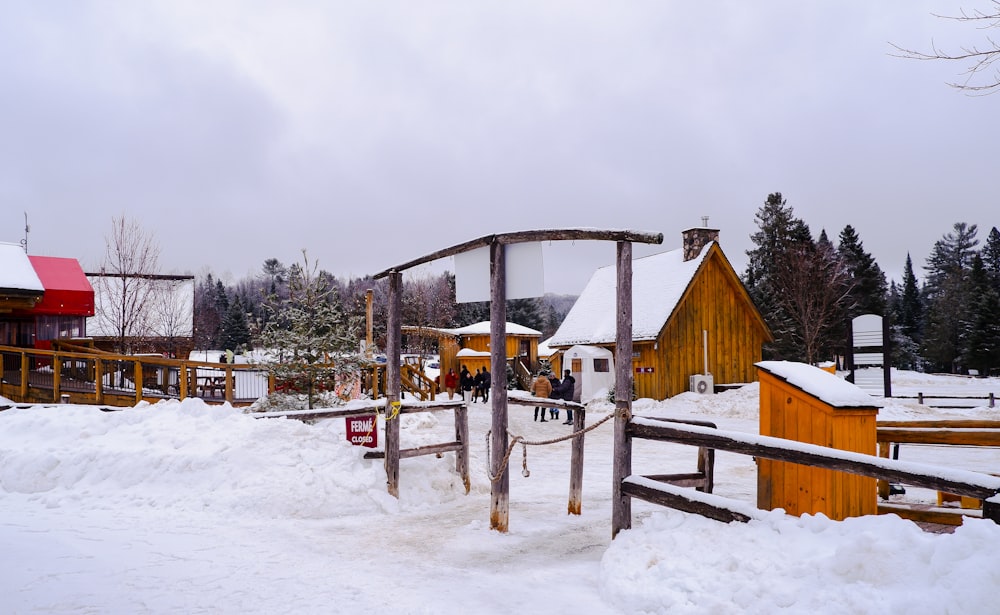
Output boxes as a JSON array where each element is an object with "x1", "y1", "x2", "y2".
[
  {"x1": 852, "y1": 314, "x2": 883, "y2": 366},
  {"x1": 454, "y1": 242, "x2": 545, "y2": 303}
]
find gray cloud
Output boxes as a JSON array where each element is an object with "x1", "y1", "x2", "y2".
[{"x1": 2, "y1": 2, "x2": 994, "y2": 292}]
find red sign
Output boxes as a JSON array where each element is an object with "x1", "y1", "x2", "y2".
[
  {"x1": 635, "y1": 367, "x2": 654, "y2": 373},
  {"x1": 346, "y1": 414, "x2": 378, "y2": 448}
]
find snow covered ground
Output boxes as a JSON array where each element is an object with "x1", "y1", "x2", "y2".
[{"x1": 2, "y1": 369, "x2": 1000, "y2": 614}]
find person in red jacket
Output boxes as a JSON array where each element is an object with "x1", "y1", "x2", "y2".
[{"x1": 444, "y1": 368, "x2": 458, "y2": 400}]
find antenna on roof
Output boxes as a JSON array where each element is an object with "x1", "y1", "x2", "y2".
[
  {"x1": 20, "y1": 212, "x2": 29, "y2": 253},
  {"x1": 701, "y1": 216, "x2": 709, "y2": 228}
]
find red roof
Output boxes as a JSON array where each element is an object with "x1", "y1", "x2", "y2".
[{"x1": 27, "y1": 256, "x2": 95, "y2": 316}]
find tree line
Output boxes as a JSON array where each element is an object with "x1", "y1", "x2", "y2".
[
  {"x1": 194, "y1": 253, "x2": 575, "y2": 357},
  {"x1": 744, "y1": 192, "x2": 1000, "y2": 376}
]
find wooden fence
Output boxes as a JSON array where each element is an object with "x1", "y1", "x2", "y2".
[
  {"x1": 0, "y1": 344, "x2": 271, "y2": 407},
  {"x1": 877, "y1": 419, "x2": 1000, "y2": 524},
  {"x1": 252, "y1": 399, "x2": 471, "y2": 493},
  {"x1": 615, "y1": 418, "x2": 1000, "y2": 530}
]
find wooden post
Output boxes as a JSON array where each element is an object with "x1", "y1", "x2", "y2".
[
  {"x1": 883, "y1": 314, "x2": 892, "y2": 398},
  {"x1": 134, "y1": 360, "x2": 142, "y2": 405},
  {"x1": 385, "y1": 271, "x2": 402, "y2": 498},
  {"x1": 568, "y1": 405, "x2": 585, "y2": 515},
  {"x1": 53, "y1": 353, "x2": 62, "y2": 403},
  {"x1": 179, "y1": 363, "x2": 188, "y2": 400},
  {"x1": 365, "y1": 289, "x2": 374, "y2": 359},
  {"x1": 455, "y1": 403, "x2": 471, "y2": 493},
  {"x1": 95, "y1": 359, "x2": 104, "y2": 404},
  {"x1": 612, "y1": 241, "x2": 634, "y2": 538},
  {"x1": 20, "y1": 351, "x2": 28, "y2": 400},
  {"x1": 489, "y1": 240, "x2": 510, "y2": 533},
  {"x1": 224, "y1": 365, "x2": 234, "y2": 403}
]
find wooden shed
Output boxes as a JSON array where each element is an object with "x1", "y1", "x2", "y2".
[
  {"x1": 403, "y1": 321, "x2": 542, "y2": 388},
  {"x1": 548, "y1": 228, "x2": 772, "y2": 400},
  {"x1": 756, "y1": 360, "x2": 881, "y2": 520}
]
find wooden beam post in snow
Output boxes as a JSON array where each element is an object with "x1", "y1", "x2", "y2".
[
  {"x1": 612, "y1": 241, "x2": 634, "y2": 538},
  {"x1": 385, "y1": 271, "x2": 402, "y2": 498},
  {"x1": 489, "y1": 240, "x2": 510, "y2": 532}
]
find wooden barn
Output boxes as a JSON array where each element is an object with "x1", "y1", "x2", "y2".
[
  {"x1": 0, "y1": 244, "x2": 95, "y2": 349},
  {"x1": 548, "y1": 228, "x2": 772, "y2": 400},
  {"x1": 403, "y1": 321, "x2": 542, "y2": 388}
]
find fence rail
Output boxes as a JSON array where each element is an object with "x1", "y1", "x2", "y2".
[{"x1": 0, "y1": 344, "x2": 271, "y2": 407}]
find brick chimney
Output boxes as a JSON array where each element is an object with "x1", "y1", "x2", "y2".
[{"x1": 682, "y1": 227, "x2": 720, "y2": 261}]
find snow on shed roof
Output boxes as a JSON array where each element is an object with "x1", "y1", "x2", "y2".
[
  {"x1": 0, "y1": 242, "x2": 44, "y2": 293},
  {"x1": 548, "y1": 243, "x2": 711, "y2": 347},
  {"x1": 756, "y1": 361, "x2": 882, "y2": 408},
  {"x1": 448, "y1": 321, "x2": 541, "y2": 336}
]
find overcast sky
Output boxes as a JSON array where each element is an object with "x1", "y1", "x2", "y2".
[{"x1": 2, "y1": 2, "x2": 995, "y2": 295}]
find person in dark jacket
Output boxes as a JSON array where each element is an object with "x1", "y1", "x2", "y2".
[
  {"x1": 459, "y1": 365, "x2": 473, "y2": 400},
  {"x1": 480, "y1": 367, "x2": 491, "y2": 403},
  {"x1": 472, "y1": 368, "x2": 483, "y2": 402},
  {"x1": 560, "y1": 370, "x2": 576, "y2": 424},
  {"x1": 547, "y1": 373, "x2": 561, "y2": 420}
]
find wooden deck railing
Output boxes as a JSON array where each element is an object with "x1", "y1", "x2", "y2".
[{"x1": 0, "y1": 344, "x2": 271, "y2": 407}]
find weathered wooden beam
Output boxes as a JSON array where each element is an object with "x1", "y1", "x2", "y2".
[
  {"x1": 371, "y1": 228, "x2": 663, "y2": 279},
  {"x1": 877, "y1": 428, "x2": 1000, "y2": 446},
  {"x1": 507, "y1": 396, "x2": 585, "y2": 410},
  {"x1": 877, "y1": 503, "x2": 970, "y2": 526},
  {"x1": 568, "y1": 406, "x2": 585, "y2": 515},
  {"x1": 629, "y1": 420, "x2": 1000, "y2": 502},
  {"x1": 621, "y1": 479, "x2": 753, "y2": 524},
  {"x1": 455, "y1": 404, "x2": 470, "y2": 494},
  {"x1": 611, "y1": 240, "x2": 633, "y2": 539},
  {"x1": 385, "y1": 271, "x2": 402, "y2": 498},
  {"x1": 878, "y1": 420, "x2": 1000, "y2": 429},
  {"x1": 490, "y1": 241, "x2": 510, "y2": 533}
]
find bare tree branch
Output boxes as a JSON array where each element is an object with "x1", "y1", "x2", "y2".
[{"x1": 891, "y1": 1, "x2": 1000, "y2": 94}]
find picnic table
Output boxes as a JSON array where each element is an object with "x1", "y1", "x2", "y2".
[{"x1": 198, "y1": 375, "x2": 227, "y2": 397}]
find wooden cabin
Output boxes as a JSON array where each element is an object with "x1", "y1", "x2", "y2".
[
  {"x1": 402, "y1": 321, "x2": 542, "y2": 388},
  {"x1": 0, "y1": 246, "x2": 95, "y2": 349},
  {"x1": 548, "y1": 228, "x2": 772, "y2": 400}
]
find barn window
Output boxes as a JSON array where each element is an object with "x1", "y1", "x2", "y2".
[{"x1": 593, "y1": 358, "x2": 610, "y2": 372}]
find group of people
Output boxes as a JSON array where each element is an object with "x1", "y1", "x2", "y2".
[
  {"x1": 530, "y1": 369, "x2": 576, "y2": 425},
  {"x1": 442, "y1": 365, "x2": 490, "y2": 402}
]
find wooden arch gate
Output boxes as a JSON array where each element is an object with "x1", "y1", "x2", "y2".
[{"x1": 372, "y1": 228, "x2": 663, "y2": 533}]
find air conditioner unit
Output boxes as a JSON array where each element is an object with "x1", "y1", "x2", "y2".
[{"x1": 689, "y1": 374, "x2": 714, "y2": 395}]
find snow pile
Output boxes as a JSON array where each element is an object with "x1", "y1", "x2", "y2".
[
  {"x1": 0, "y1": 398, "x2": 467, "y2": 519},
  {"x1": 602, "y1": 510, "x2": 1000, "y2": 614}
]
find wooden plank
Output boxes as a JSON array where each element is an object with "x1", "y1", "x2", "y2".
[
  {"x1": 878, "y1": 420, "x2": 1000, "y2": 428},
  {"x1": 612, "y1": 240, "x2": 633, "y2": 539},
  {"x1": 621, "y1": 479, "x2": 753, "y2": 524},
  {"x1": 877, "y1": 503, "x2": 971, "y2": 526},
  {"x1": 876, "y1": 428, "x2": 1000, "y2": 446},
  {"x1": 628, "y1": 420, "x2": 1000, "y2": 502},
  {"x1": 371, "y1": 228, "x2": 663, "y2": 279}
]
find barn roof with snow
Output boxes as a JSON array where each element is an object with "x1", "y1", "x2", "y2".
[
  {"x1": 549, "y1": 242, "x2": 712, "y2": 347},
  {"x1": 548, "y1": 228, "x2": 772, "y2": 400},
  {"x1": 0, "y1": 242, "x2": 45, "y2": 312}
]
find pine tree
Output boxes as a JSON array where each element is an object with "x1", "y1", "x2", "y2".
[
  {"x1": 742, "y1": 192, "x2": 814, "y2": 360},
  {"x1": 837, "y1": 224, "x2": 888, "y2": 317},
  {"x1": 898, "y1": 254, "x2": 923, "y2": 341},
  {"x1": 963, "y1": 254, "x2": 1000, "y2": 375},
  {"x1": 219, "y1": 298, "x2": 252, "y2": 353},
  {"x1": 256, "y1": 252, "x2": 362, "y2": 409},
  {"x1": 922, "y1": 223, "x2": 979, "y2": 372},
  {"x1": 982, "y1": 226, "x2": 1000, "y2": 294}
]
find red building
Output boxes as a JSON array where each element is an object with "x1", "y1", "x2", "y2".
[{"x1": 0, "y1": 250, "x2": 95, "y2": 349}]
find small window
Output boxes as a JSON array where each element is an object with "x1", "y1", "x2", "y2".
[{"x1": 593, "y1": 358, "x2": 610, "y2": 373}]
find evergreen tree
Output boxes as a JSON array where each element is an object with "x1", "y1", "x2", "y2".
[
  {"x1": 837, "y1": 224, "x2": 888, "y2": 317},
  {"x1": 507, "y1": 298, "x2": 545, "y2": 331},
  {"x1": 963, "y1": 254, "x2": 1000, "y2": 375},
  {"x1": 982, "y1": 226, "x2": 1000, "y2": 294},
  {"x1": 219, "y1": 297, "x2": 253, "y2": 353},
  {"x1": 898, "y1": 254, "x2": 923, "y2": 341},
  {"x1": 255, "y1": 252, "x2": 362, "y2": 409},
  {"x1": 742, "y1": 192, "x2": 814, "y2": 360},
  {"x1": 922, "y1": 223, "x2": 979, "y2": 372}
]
